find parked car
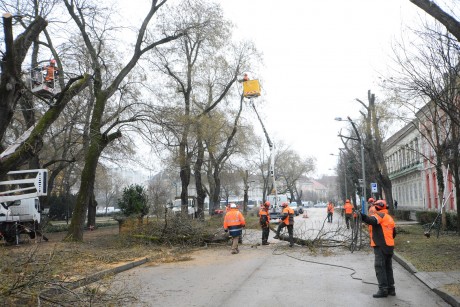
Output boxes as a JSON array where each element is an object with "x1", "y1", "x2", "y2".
[
  {"x1": 314, "y1": 202, "x2": 327, "y2": 208},
  {"x1": 289, "y1": 202, "x2": 300, "y2": 216}
]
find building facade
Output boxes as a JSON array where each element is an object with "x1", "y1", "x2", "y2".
[
  {"x1": 385, "y1": 122, "x2": 425, "y2": 210},
  {"x1": 384, "y1": 103, "x2": 457, "y2": 213}
]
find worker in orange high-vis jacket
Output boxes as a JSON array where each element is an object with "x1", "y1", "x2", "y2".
[
  {"x1": 223, "y1": 203, "x2": 246, "y2": 254},
  {"x1": 326, "y1": 201, "x2": 334, "y2": 223},
  {"x1": 343, "y1": 199, "x2": 353, "y2": 229},
  {"x1": 273, "y1": 202, "x2": 295, "y2": 247},
  {"x1": 259, "y1": 201, "x2": 271, "y2": 245},
  {"x1": 360, "y1": 200, "x2": 396, "y2": 298}
]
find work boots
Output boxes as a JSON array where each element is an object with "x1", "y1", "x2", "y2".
[
  {"x1": 262, "y1": 241, "x2": 270, "y2": 245},
  {"x1": 372, "y1": 289, "x2": 388, "y2": 298},
  {"x1": 273, "y1": 235, "x2": 280, "y2": 239},
  {"x1": 388, "y1": 288, "x2": 396, "y2": 296}
]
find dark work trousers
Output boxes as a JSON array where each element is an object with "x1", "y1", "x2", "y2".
[
  {"x1": 327, "y1": 212, "x2": 333, "y2": 223},
  {"x1": 374, "y1": 247, "x2": 395, "y2": 292},
  {"x1": 345, "y1": 214, "x2": 352, "y2": 229},
  {"x1": 261, "y1": 226, "x2": 269, "y2": 243},
  {"x1": 276, "y1": 222, "x2": 294, "y2": 246}
]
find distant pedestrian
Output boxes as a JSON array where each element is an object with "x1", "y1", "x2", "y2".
[
  {"x1": 273, "y1": 202, "x2": 295, "y2": 247},
  {"x1": 394, "y1": 200, "x2": 398, "y2": 210},
  {"x1": 223, "y1": 203, "x2": 246, "y2": 254},
  {"x1": 360, "y1": 200, "x2": 396, "y2": 298},
  {"x1": 259, "y1": 201, "x2": 271, "y2": 245},
  {"x1": 327, "y1": 201, "x2": 334, "y2": 223},
  {"x1": 343, "y1": 199, "x2": 353, "y2": 229}
]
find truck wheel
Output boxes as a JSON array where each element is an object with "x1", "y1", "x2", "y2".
[{"x1": 4, "y1": 234, "x2": 16, "y2": 244}]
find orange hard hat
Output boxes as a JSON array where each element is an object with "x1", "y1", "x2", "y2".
[
  {"x1": 281, "y1": 202, "x2": 288, "y2": 207},
  {"x1": 368, "y1": 197, "x2": 375, "y2": 203},
  {"x1": 50, "y1": 59, "x2": 56, "y2": 64},
  {"x1": 264, "y1": 201, "x2": 270, "y2": 207},
  {"x1": 345, "y1": 199, "x2": 350, "y2": 203}
]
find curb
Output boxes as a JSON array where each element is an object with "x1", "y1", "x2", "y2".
[
  {"x1": 394, "y1": 251, "x2": 459, "y2": 307},
  {"x1": 40, "y1": 257, "x2": 149, "y2": 298},
  {"x1": 67, "y1": 257, "x2": 150, "y2": 289}
]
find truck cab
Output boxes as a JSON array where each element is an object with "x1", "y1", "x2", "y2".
[
  {"x1": 266, "y1": 194, "x2": 289, "y2": 222},
  {"x1": 170, "y1": 197, "x2": 197, "y2": 218},
  {"x1": 0, "y1": 169, "x2": 48, "y2": 244},
  {"x1": 0, "y1": 198, "x2": 41, "y2": 223}
]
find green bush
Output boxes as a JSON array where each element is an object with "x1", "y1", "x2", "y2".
[
  {"x1": 47, "y1": 194, "x2": 77, "y2": 220},
  {"x1": 446, "y1": 212, "x2": 458, "y2": 231},
  {"x1": 394, "y1": 210, "x2": 411, "y2": 221},
  {"x1": 415, "y1": 210, "x2": 458, "y2": 231},
  {"x1": 118, "y1": 184, "x2": 149, "y2": 218}
]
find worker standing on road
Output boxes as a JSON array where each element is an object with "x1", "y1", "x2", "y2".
[
  {"x1": 273, "y1": 202, "x2": 295, "y2": 247},
  {"x1": 223, "y1": 203, "x2": 246, "y2": 254},
  {"x1": 327, "y1": 201, "x2": 334, "y2": 223},
  {"x1": 344, "y1": 199, "x2": 353, "y2": 229},
  {"x1": 259, "y1": 201, "x2": 271, "y2": 245},
  {"x1": 360, "y1": 200, "x2": 396, "y2": 298}
]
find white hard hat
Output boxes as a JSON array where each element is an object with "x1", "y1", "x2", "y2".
[{"x1": 230, "y1": 203, "x2": 237, "y2": 208}]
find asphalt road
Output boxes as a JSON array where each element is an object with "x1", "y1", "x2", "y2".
[{"x1": 114, "y1": 208, "x2": 450, "y2": 307}]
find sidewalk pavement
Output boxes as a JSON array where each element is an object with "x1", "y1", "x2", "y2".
[
  {"x1": 394, "y1": 252, "x2": 460, "y2": 307},
  {"x1": 393, "y1": 222, "x2": 460, "y2": 307}
]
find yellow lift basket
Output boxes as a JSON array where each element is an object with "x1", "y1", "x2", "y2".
[{"x1": 243, "y1": 79, "x2": 261, "y2": 98}]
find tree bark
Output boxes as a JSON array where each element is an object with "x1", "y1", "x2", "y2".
[
  {"x1": 0, "y1": 14, "x2": 47, "y2": 150},
  {"x1": 194, "y1": 131, "x2": 206, "y2": 220},
  {"x1": 410, "y1": 0, "x2": 460, "y2": 42},
  {"x1": 0, "y1": 75, "x2": 90, "y2": 176}
]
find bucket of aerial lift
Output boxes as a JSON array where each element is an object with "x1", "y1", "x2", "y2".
[
  {"x1": 243, "y1": 79, "x2": 261, "y2": 98},
  {"x1": 30, "y1": 67, "x2": 61, "y2": 98}
]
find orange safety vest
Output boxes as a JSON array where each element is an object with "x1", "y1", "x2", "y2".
[
  {"x1": 259, "y1": 208, "x2": 270, "y2": 226},
  {"x1": 369, "y1": 211, "x2": 395, "y2": 248},
  {"x1": 281, "y1": 206, "x2": 294, "y2": 225},
  {"x1": 327, "y1": 203, "x2": 334, "y2": 214},
  {"x1": 45, "y1": 65, "x2": 58, "y2": 81},
  {"x1": 344, "y1": 202, "x2": 353, "y2": 214},
  {"x1": 223, "y1": 209, "x2": 246, "y2": 229}
]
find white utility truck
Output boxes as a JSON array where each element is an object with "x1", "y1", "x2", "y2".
[
  {"x1": 170, "y1": 196, "x2": 197, "y2": 218},
  {"x1": 0, "y1": 169, "x2": 48, "y2": 244}
]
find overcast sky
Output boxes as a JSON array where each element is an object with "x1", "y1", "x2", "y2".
[{"x1": 218, "y1": 0, "x2": 420, "y2": 177}]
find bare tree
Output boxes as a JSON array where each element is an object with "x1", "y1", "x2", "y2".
[
  {"x1": 276, "y1": 148, "x2": 315, "y2": 203},
  {"x1": 148, "y1": 0, "x2": 258, "y2": 217},
  {"x1": 385, "y1": 20, "x2": 460, "y2": 230},
  {"x1": 62, "y1": 0, "x2": 185, "y2": 241}
]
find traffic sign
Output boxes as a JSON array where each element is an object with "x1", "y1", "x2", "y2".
[{"x1": 371, "y1": 182, "x2": 378, "y2": 193}]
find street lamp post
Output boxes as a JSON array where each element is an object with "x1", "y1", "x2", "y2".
[
  {"x1": 335, "y1": 116, "x2": 367, "y2": 214},
  {"x1": 330, "y1": 150, "x2": 348, "y2": 201}
]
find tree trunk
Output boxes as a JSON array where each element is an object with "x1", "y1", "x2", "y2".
[
  {"x1": 87, "y1": 192, "x2": 97, "y2": 228},
  {"x1": 212, "y1": 171, "x2": 221, "y2": 214},
  {"x1": 207, "y1": 167, "x2": 216, "y2": 215},
  {"x1": 180, "y1": 159, "x2": 191, "y2": 216},
  {"x1": 453, "y1": 164, "x2": 460, "y2": 236},
  {"x1": 194, "y1": 135, "x2": 206, "y2": 221},
  {"x1": 65, "y1": 140, "x2": 104, "y2": 241},
  {"x1": 0, "y1": 14, "x2": 47, "y2": 146},
  {"x1": 243, "y1": 170, "x2": 248, "y2": 214},
  {"x1": 434, "y1": 156, "x2": 446, "y2": 230},
  {"x1": 410, "y1": 0, "x2": 460, "y2": 42}
]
